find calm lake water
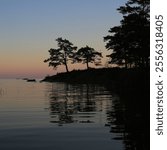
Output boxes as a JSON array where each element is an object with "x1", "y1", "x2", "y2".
[{"x1": 0, "y1": 79, "x2": 149, "y2": 150}]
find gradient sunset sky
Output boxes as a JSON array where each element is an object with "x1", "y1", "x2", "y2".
[{"x1": 0, "y1": 0, "x2": 127, "y2": 78}]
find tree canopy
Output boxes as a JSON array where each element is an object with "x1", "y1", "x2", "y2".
[
  {"x1": 104, "y1": 0, "x2": 150, "y2": 68},
  {"x1": 44, "y1": 37, "x2": 77, "y2": 72},
  {"x1": 74, "y1": 45, "x2": 102, "y2": 69}
]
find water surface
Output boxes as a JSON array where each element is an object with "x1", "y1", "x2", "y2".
[{"x1": 0, "y1": 79, "x2": 124, "y2": 150}]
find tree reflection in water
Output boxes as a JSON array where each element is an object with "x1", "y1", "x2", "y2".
[
  {"x1": 48, "y1": 83, "x2": 111, "y2": 126},
  {"x1": 47, "y1": 83, "x2": 149, "y2": 150},
  {"x1": 106, "y1": 90, "x2": 149, "y2": 150}
]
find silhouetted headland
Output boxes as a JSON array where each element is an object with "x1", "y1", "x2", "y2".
[{"x1": 42, "y1": 67, "x2": 149, "y2": 92}]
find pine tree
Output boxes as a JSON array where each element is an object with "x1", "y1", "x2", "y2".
[
  {"x1": 74, "y1": 45, "x2": 102, "y2": 69},
  {"x1": 44, "y1": 37, "x2": 77, "y2": 72}
]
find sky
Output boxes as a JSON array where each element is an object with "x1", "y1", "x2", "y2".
[{"x1": 0, "y1": 0, "x2": 127, "y2": 79}]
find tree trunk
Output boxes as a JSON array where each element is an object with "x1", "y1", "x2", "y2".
[
  {"x1": 64, "y1": 58, "x2": 69, "y2": 72},
  {"x1": 64, "y1": 52, "x2": 69, "y2": 72},
  {"x1": 65, "y1": 63, "x2": 69, "y2": 72}
]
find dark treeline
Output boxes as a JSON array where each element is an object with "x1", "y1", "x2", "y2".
[
  {"x1": 44, "y1": 0, "x2": 150, "y2": 72},
  {"x1": 104, "y1": 0, "x2": 150, "y2": 69}
]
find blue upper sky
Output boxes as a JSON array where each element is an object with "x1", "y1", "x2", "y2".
[{"x1": 0, "y1": 0, "x2": 127, "y2": 78}]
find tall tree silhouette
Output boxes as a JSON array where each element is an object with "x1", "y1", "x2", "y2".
[
  {"x1": 74, "y1": 45, "x2": 102, "y2": 69},
  {"x1": 105, "y1": 26, "x2": 130, "y2": 68},
  {"x1": 44, "y1": 37, "x2": 77, "y2": 72},
  {"x1": 104, "y1": 0, "x2": 150, "y2": 68}
]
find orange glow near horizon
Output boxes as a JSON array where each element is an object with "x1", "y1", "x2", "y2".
[
  {"x1": 0, "y1": 57, "x2": 107, "y2": 79},
  {"x1": 0, "y1": 41, "x2": 108, "y2": 79},
  {"x1": 0, "y1": 57, "x2": 99, "y2": 79}
]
